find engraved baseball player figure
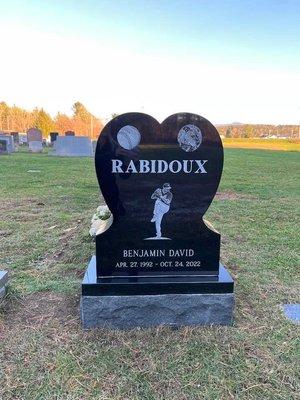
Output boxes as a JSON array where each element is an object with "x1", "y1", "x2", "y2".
[{"x1": 151, "y1": 183, "x2": 173, "y2": 239}]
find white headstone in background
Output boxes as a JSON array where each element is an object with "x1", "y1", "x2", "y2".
[
  {"x1": 19, "y1": 134, "x2": 28, "y2": 144},
  {"x1": 0, "y1": 134, "x2": 15, "y2": 154},
  {"x1": 52, "y1": 136, "x2": 93, "y2": 157}
]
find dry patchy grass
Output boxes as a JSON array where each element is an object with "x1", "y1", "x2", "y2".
[
  {"x1": 223, "y1": 138, "x2": 300, "y2": 151},
  {"x1": 0, "y1": 149, "x2": 299, "y2": 399}
]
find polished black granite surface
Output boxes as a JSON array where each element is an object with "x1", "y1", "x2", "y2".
[
  {"x1": 82, "y1": 256, "x2": 234, "y2": 296},
  {"x1": 94, "y1": 112, "x2": 224, "y2": 278}
]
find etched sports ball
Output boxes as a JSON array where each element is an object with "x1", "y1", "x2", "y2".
[
  {"x1": 117, "y1": 125, "x2": 141, "y2": 150},
  {"x1": 177, "y1": 124, "x2": 202, "y2": 152}
]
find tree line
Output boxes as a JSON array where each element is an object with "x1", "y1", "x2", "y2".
[
  {"x1": 217, "y1": 124, "x2": 299, "y2": 138},
  {"x1": 1, "y1": 101, "x2": 298, "y2": 139},
  {"x1": 0, "y1": 101, "x2": 103, "y2": 139}
]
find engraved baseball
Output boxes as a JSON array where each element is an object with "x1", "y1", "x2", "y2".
[{"x1": 117, "y1": 125, "x2": 141, "y2": 150}]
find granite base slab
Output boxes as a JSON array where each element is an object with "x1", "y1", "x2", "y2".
[
  {"x1": 81, "y1": 257, "x2": 234, "y2": 329},
  {"x1": 81, "y1": 292, "x2": 234, "y2": 329}
]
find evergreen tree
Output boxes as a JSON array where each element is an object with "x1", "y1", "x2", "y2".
[
  {"x1": 0, "y1": 101, "x2": 9, "y2": 131},
  {"x1": 225, "y1": 127, "x2": 232, "y2": 138},
  {"x1": 71, "y1": 101, "x2": 103, "y2": 138},
  {"x1": 34, "y1": 108, "x2": 54, "y2": 137},
  {"x1": 243, "y1": 125, "x2": 254, "y2": 138},
  {"x1": 72, "y1": 101, "x2": 90, "y2": 123}
]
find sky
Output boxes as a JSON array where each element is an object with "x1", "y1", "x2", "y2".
[{"x1": 0, "y1": 0, "x2": 299, "y2": 124}]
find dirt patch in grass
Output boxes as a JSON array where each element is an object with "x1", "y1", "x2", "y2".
[
  {"x1": 0, "y1": 198, "x2": 47, "y2": 216},
  {"x1": 1, "y1": 292, "x2": 79, "y2": 333},
  {"x1": 215, "y1": 191, "x2": 254, "y2": 200}
]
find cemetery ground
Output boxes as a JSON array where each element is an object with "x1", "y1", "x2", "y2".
[{"x1": 0, "y1": 147, "x2": 299, "y2": 400}]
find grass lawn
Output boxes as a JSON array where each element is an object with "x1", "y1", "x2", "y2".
[{"x1": 0, "y1": 148, "x2": 299, "y2": 400}]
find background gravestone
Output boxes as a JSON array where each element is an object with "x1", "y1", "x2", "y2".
[
  {"x1": 19, "y1": 134, "x2": 28, "y2": 145},
  {"x1": 10, "y1": 132, "x2": 20, "y2": 144},
  {"x1": 92, "y1": 140, "x2": 97, "y2": 154},
  {"x1": 65, "y1": 130, "x2": 75, "y2": 136},
  {"x1": 81, "y1": 112, "x2": 234, "y2": 329},
  {"x1": 0, "y1": 138, "x2": 8, "y2": 154},
  {"x1": 0, "y1": 134, "x2": 15, "y2": 154},
  {"x1": 27, "y1": 128, "x2": 43, "y2": 152},
  {"x1": 50, "y1": 132, "x2": 59, "y2": 143},
  {"x1": 52, "y1": 136, "x2": 93, "y2": 157}
]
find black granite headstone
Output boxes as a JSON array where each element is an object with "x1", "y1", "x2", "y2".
[
  {"x1": 50, "y1": 132, "x2": 59, "y2": 142},
  {"x1": 65, "y1": 131, "x2": 75, "y2": 136},
  {"x1": 94, "y1": 113, "x2": 224, "y2": 280},
  {"x1": 81, "y1": 113, "x2": 234, "y2": 328}
]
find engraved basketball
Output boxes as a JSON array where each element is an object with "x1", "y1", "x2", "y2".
[{"x1": 117, "y1": 125, "x2": 141, "y2": 150}]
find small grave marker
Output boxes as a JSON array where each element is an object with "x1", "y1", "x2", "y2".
[
  {"x1": 282, "y1": 304, "x2": 300, "y2": 325},
  {"x1": 0, "y1": 271, "x2": 8, "y2": 299}
]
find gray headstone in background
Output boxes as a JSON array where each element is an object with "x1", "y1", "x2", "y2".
[
  {"x1": 27, "y1": 127, "x2": 43, "y2": 142},
  {"x1": 27, "y1": 128, "x2": 43, "y2": 152},
  {"x1": 0, "y1": 134, "x2": 15, "y2": 154},
  {"x1": 29, "y1": 141, "x2": 43, "y2": 153},
  {"x1": 52, "y1": 136, "x2": 93, "y2": 157},
  {"x1": 0, "y1": 137, "x2": 8, "y2": 154},
  {"x1": 92, "y1": 140, "x2": 97, "y2": 153}
]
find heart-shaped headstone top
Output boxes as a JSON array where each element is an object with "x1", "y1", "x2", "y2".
[{"x1": 95, "y1": 112, "x2": 223, "y2": 277}]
